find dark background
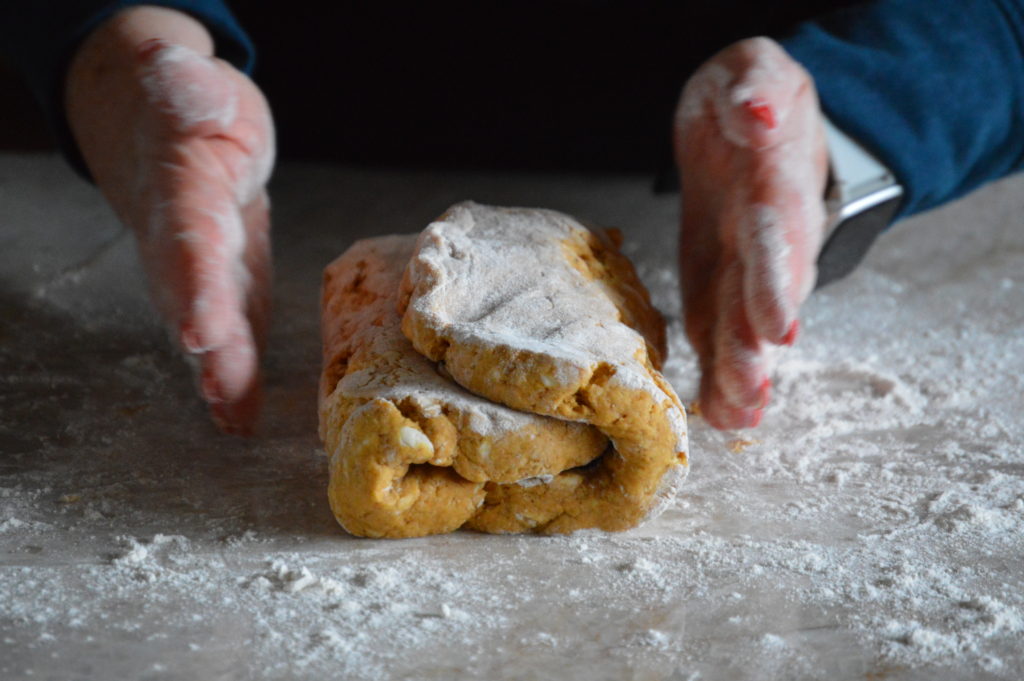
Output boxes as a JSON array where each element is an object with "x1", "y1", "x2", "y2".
[{"x1": 0, "y1": 0, "x2": 860, "y2": 172}]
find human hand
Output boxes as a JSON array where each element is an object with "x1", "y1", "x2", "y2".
[
  {"x1": 673, "y1": 37, "x2": 828, "y2": 430},
  {"x1": 66, "y1": 7, "x2": 275, "y2": 435}
]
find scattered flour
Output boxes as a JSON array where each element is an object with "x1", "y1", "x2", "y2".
[{"x1": 1, "y1": 156, "x2": 1022, "y2": 680}]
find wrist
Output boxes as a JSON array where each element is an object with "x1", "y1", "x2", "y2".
[{"x1": 816, "y1": 117, "x2": 903, "y2": 287}]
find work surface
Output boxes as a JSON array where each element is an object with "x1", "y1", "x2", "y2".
[{"x1": 1, "y1": 154, "x2": 1022, "y2": 681}]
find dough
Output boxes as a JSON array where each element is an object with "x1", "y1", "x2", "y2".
[
  {"x1": 319, "y1": 235, "x2": 607, "y2": 538},
  {"x1": 400, "y1": 202, "x2": 688, "y2": 533}
]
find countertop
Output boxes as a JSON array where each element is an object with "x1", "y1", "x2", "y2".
[{"x1": 1, "y1": 154, "x2": 1022, "y2": 681}]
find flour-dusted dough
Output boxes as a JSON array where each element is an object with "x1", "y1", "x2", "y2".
[
  {"x1": 319, "y1": 235, "x2": 607, "y2": 538},
  {"x1": 400, "y1": 202, "x2": 688, "y2": 533}
]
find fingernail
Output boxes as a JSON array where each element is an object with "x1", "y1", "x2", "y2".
[
  {"x1": 742, "y1": 99, "x2": 777, "y2": 129},
  {"x1": 201, "y1": 372, "x2": 223, "y2": 403},
  {"x1": 757, "y1": 379, "x2": 772, "y2": 409},
  {"x1": 210, "y1": 403, "x2": 235, "y2": 433},
  {"x1": 221, "y1": 421, "x2": 246, "y2": 437},
  {"x1": 136, "y1": 38, "x2": 167, "y2": 60},
  {"x1": 749, "y1": 409, "x2": 764, "y2": 428},
  {"x1": 213, "y1": 408, "x2": 252, "y2": 438},
  {"x1": 782, "y1": 319, "x2": 800, "y2": 346},
  {"x1": 181, "y1": 325, "x2": 202, "y2": 353}
]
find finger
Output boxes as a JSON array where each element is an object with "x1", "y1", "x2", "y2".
[
  {"x1": 711, "y1": 261, "x2": 770, "y2": 410},
  {"x1": 674, "y1": 36, "x2": 813, "y2": 351},
  {"x1": 679, "y1": 203, "x2": 720, "y2": 363},
  {"x1": 189, "y1": 191, "x2": 270, "y2": 436},
  {"x1": 138, "y1": 167, "x2": 254, "y2": 390},
  {"x1": 240, "y1": 190, "x2": 273, "y2": 354},
  {"x1": 740, "y1": 136, "x2": 827, "y2": 344},
  {"x1": 699, "y1": 371, "x2": 762, "y2": 431},
  {"x1": 185, "y1": 192, "x2": 269, "y2": 437},
  {"x1": 164, "y1": 196, "x2": 261, "y2": 435},
  {"x1": 210, "y1": 389, "x2": 262, "y2": 437},
  {"x1": 709, "y1": 40, "x2": 827, "y2": 344},
  {"x1": 736, "y1": 201, "x2": 799, "y2": 344},
  {"x1": 160, "y1": 193, "x2": 250, "y2": 355},
  {"x1": 676, "y1": 116, "x2": 730, "y2": 365},
  {"x1": 201, "y1": 324, "x2": 261, "y2": 436},
  {"x1": 194, "y1": 188, "x2": 270, "y2": 432}
]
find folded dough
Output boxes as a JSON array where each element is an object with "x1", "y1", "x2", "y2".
[
  {"x1": 319, "y1": 203, "x2": 688, "y2": 537},
  {"x1": 399, "y1": 202, "x2": 688, "y2": 533},
  {"x1": 319, "y1": 235, "x2": 606, "y2": 538}
]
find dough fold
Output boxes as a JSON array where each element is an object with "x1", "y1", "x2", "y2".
[
  {"x1": 320, "y1": 203, "x2": 688, "y2": 537},
  {"x1": 320, "y1": 235, "x2": 606, "y2": 538}
]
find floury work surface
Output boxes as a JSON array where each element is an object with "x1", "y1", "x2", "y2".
[{"x1": 1, "y1": 154, "x2": 1022, "y2": 681}]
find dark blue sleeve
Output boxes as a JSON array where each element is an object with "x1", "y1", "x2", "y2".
[
  {"x1": 781, "y1": 0, "x2": 1024, "y2": 219},
  {"x1": 0, "y1": 0, "x2": 254, "y2": 179}
]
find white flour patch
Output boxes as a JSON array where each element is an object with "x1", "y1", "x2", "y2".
[
  {"x1": 1, "y1": 156, "x2": 1022, "y2": 680},
  {"x1": 140, "y1": 44, "x2": 238, "y2": 131}
]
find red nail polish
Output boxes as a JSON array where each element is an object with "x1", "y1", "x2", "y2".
[
  {"x1": 743, "y1": 99, "x2": 777, "y2": 129},
  {"x1": 750, "y1": 409, "x2": 763, "y2": 428},
  {"x1": 757, "y1": 379, "x2": 772, "y2": 409},
  {"x1": 180, "y1": 325, "x2": 202, "y2": 353},
  {"x1": 211, "y1": 404, "x2": 238, "y2": 435},
  {"x1": 136, "y1": 38, "x2": 166, "y2": 60},
  {"x1": 782, "y1": 320, "x2": 800, "y2": 346},
  {"x1": 202, "y1": 373, "x2": 223, "y2": 403}
]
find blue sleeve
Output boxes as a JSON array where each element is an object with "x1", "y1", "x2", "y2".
[
  {"x1": 0, "y1": 0, "x2": 254, "y2": 179},
  {"x1": 780, "y1": 0, "x2": 1024, "y2": 219}
]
